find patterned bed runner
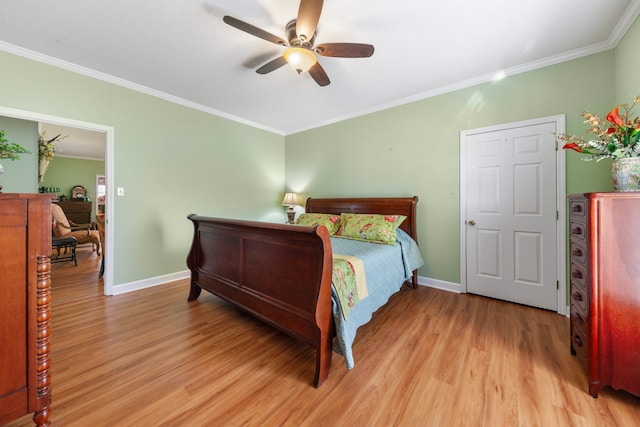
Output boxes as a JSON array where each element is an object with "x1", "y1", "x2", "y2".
[{"x1": 332, "y1": 254, "x2": 368, "y2": 320}]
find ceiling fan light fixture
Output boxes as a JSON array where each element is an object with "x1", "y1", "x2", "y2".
[{"x1": 284, "y1": 47, "x2": 317, "y2": 74}]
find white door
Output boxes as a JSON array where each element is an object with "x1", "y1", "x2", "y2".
[{"x1": 463, "y1": 119, "x2": 559, "y2": 311}]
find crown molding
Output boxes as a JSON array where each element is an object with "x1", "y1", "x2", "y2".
[{"x1": 0, "y1": 41, "x2": 284, "y2": 136}]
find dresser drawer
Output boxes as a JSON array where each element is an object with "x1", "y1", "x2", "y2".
[
  {"x1": 571, "y1": 321, "x2": 588, "y2": 364},
  {"x1": 56, "y1": 201, "x2": 92, "y2": 213},
  {"x1": 569, "y1": 198, "x2": 587, "y2": 218},
  {"x1": 569, "y1": 220, "x2": 587, "y2": 241},
  {"x1": 569, "y1": 262, "x2": 587, "y2": 286},
  {"x1": 570, "y1": 283, "x2": 588, "y2": 316},
  {"x1": 55, "y1": 201, "x2": 93, "y2": 224},
  {"x1": 570, "y1": 286, "x2": 588, "y2": 314},
  {"x1": 570, "y1": 283, "x2": 589, "y2": 323},
  {"x1": 0, "y1": 199, "x2": 27, "y2": 226},
  {"x1": 571, "y1": 300, "x2": 588, "y2": 366},
  {"x1": 571, "y1": 300, "x2": 588, "y2": 328},
  {"x1": 570, "y1": 240, "x2": 587, "y2": 265}
]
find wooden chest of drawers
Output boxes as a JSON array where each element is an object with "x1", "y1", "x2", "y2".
[
  {"x1": 568, "y1": 193, "x2": 640, "y2": 398},
  {"x1": 55, "y1": 200, "x2": 92, "y2": 224},
  {"x1": 0, "y1": 194, "x2": 52, "y2": 426}
]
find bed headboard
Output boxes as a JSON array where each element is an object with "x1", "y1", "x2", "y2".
[{"x1": 305, "y1": 196, "x2": 419, "y2": 244}]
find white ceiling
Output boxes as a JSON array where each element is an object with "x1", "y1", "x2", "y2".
[
  {"x1": 2, "y1": 0, "x2": 640, "y2": 139},
  {"x1": 39, "y1": 123, "x2": 105, "y2": 161}
]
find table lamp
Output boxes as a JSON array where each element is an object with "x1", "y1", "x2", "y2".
[{"x1": 281, "y1": 192, "x2": 299, "y2": 224}]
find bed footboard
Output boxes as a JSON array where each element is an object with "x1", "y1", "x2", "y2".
[{"x1": 186, "y1": 215, "x2": 334, "y2": 387}]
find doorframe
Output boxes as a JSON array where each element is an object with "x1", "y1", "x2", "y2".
[
  {"x1": 459, "y1": 115, "x2": 567, "y2": 315},
  {"x1": 0, "y1": 106, "x2": 115, "y2": 296}
]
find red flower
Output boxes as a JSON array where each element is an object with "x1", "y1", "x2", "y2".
[
  {"x1": 562, "y1": 142, "x2": 584, "y2": 153},
  {"x1": 607, "y1": 127, "x2": 617, "y2": 134},
  {"x1": 606, "y1": 107, "x2": 626, "y2": 127}
]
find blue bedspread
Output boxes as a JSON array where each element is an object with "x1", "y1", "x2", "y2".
[{"x1": 330, "y1": 229, "x2": 424, "y2": 369}]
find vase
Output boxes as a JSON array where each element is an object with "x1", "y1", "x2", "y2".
[
  {"x1": 611, "y1": 157, "x2": 640, "y2": 191},
  {"x1": 38, "y1": 158, "x2": 50, "y2": 183}
]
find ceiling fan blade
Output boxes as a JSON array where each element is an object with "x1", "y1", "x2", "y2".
[
  {"x1": 223, "y1": 16, "x2": 287, "y2": 46},
  {"x1": 315, "y1": 43, "x2": 374, "y2": 58},
  {"x1": 256, "y1": 56, "x2": 287, "y2": 74},
  {"x1": 296, "y1": 0, "x2": 323, "y2": 42},
  {"x1": 308, "y1": 62, "x2": 330, "y2": 87}
]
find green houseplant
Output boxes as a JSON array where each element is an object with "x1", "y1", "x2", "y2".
[
  {"x1": 0, "y1": 129, "x2": 31, "y2": 161},
  {"x1": 0, "y1": 129, "x2": 32, "y2": 190}
]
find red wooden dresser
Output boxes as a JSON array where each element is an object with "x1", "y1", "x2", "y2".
[{"x1": 568, "y1": 192, "x2": 640, "y2": 397}]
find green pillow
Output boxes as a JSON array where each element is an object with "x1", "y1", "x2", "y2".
[
  {"x1": 296, "y1": 213, "x2": 342, "y2": 235},
  {"x1": 335, "y1": 213, "x2": 406, "y2": 245}
]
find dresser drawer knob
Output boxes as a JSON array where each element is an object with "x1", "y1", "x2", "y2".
[
  {"x1": 571, "y1": 204, "x2": 583, "y2": 213},
  {"x1": 574, "y1": 334, "x2": 584, "y2": 347},
  {"x1": 571, "y1": 269, "x2": 583, "y2": 279},
  {"x1": 572, "y1": 291, "x2": 583, "y2": 302},
  {"x1": 573, "y1": 312, "x2": 585, "y2": 324},
  {"x1": 571, "y1": 248, "x2": 583, "y2": 257},
  {"x1": 571, "y1": 227, "x2": 583, "y2": 235}
]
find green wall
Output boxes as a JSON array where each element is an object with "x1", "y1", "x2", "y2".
[
  {"x1": 1, "y1": 15, "x2": 638, "y2": 290},
  {"x1": 40, "y1": 156, "x2": 105, "y2": 221},
  {"x1": 286, "y1": 15, "x2": 640, "y2": 285},
  {"x1": 615, "y1": 16, "x2": 640, "y2": 102},
  {"x1": 0, "y1": 50, "x2": 285, "y2": 288},
  {"x1": 0, "y1": 116, "x2": 38, "y2": 192},
  {"x1": 285, "y1": 51, "x2": 618, "y2": 284}
]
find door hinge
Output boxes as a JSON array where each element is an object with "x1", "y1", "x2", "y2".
[
  {"x1": 555, "y1": 140, "x2": 558, "y2": 151},
  {"x1": 556, "y1": 280, "x2": 559, "y2": 289},
  {"x1": 556, "y1": 210, "x2": 559, "y2": 220}
]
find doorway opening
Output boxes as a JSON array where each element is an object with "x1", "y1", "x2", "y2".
[{"x1": 0, "y1": 106, "x2": 115, "y2": 295}]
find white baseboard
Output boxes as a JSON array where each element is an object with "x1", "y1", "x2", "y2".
[
  {"x1": 110, "y1": 271, "x2": 462, "y2": 297},
  {"x1": 417, "y1": 275, "x2": 461, "y2": 293},
  {"x1": 416, "y1": 276, "x2": 570, "y2": 317},
  {"x1": 110, "y1": 270, "x2": 190, "y2": 295}
]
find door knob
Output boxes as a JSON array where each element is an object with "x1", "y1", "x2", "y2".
[{"x1": 467, "y1": 220, "x2": 476, "y2": 226}]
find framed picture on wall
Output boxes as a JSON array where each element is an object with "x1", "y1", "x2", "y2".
[{"x1": 96, "y1": 174, "x2": 106, "y2": 215}]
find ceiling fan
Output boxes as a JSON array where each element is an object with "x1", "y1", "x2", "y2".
[{"x1": 223, "y1": 0, "x2": 374, "y2": 87}]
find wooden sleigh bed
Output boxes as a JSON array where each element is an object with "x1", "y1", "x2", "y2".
[{"x1": 186, "y1": 196, "x2": 420, "y2": 387}]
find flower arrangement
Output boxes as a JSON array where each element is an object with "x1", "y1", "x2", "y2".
[
  {"x1": 0, "y1": 129, "x2": 31, "y2": 161},
  {"x1": 557, "y1": 96, "x2": 640, "y2": 161},
  {"x1": 38, "y1": 131, "x2": 64, "y2": 182},
  {"x1": 38, "y1": 131, "x2": 61, "y2": 162}
]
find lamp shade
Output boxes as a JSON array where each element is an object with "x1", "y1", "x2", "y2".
[
  {"x1": 281, "y1": 192, "x2": 299, "y2": 206},
  {"x1": 283, "y1": 47, "x2": 317, "y2": 74}
]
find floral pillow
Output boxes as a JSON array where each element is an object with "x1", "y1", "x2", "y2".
[
  {"x1": 296, "y1": 213, "x2": 342, "y2": 235},
  {"x1": 335, "y1": 213, "x2": 406, "y2": 245}
]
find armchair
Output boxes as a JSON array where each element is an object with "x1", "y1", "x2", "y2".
[{"x1": 52, "y1": 203, "x2": 101, "y2": 255}]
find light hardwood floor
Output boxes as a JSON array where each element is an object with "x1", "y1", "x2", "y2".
[{"x1": 7, "y1": 248, "x2": 640, "y2": 426}]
